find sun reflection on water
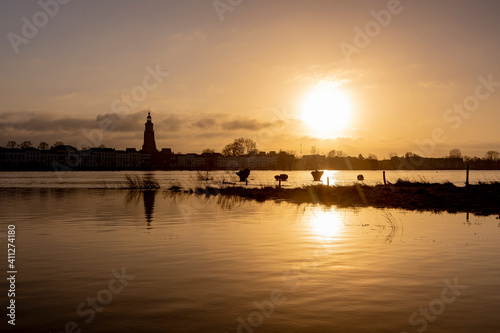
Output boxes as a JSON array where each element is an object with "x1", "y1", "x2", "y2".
[{"x1": 307, "y1": 208, "x2": 345, "y2": 240}]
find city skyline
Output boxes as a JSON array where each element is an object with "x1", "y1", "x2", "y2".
[{"x1": 1, "y1": 1, "x2": 500, "y2": 158}]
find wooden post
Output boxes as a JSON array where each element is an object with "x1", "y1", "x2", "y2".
[
  {"x1": 279, "y1": 178, "x2": 281, "y2": 188},
  {"x1": 466, "y1": 165, "x2": 470, "y2": 187},
  {"x1": 327, "y1": 177, "x2": 329, "y2": 186},
  {"x1": 383, "y1": 171, "x2": 387, "y2": 185}
]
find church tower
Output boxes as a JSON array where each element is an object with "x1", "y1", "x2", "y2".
[{"x1": 142, "y1": 111, "x2": 157, "y2": 154}]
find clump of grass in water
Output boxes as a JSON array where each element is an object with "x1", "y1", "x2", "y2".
[
  {"x1": 123, "y1": 174, "x2": 160, "y2": 189},
  {"x1": 167, "y1": 185, "x2": 183, "y2": 192}
]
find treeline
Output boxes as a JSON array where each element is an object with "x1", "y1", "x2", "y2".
[
  {"x1": 3, "y1": 139, "x2": 500, "y2": 171},
  {"x1": 301, "y1": 149, "x2": 500, "y2": 170},
  {"x1": 4, "y1": 140, "x2": 61, "y2": 150},
  {"x1": 303, "y1": 156, "x2": 500, "y2": 170}
]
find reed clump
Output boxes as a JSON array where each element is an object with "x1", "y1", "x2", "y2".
[
  {"x1": 123, "y1": 174, "x2": 160, "y2": 190},
  {"x1": 192, "y1": 181, "x2": 500, "y2": 216}
]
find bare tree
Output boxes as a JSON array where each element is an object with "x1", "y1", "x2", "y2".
[
  {"x1": 20, "y1": 141, "x2": 33, "y2": 149},
  {"x1": 38, "y1": 141, "x2": 49, "y2": 150},
  {"x1": 449, "y1": 148, "x2": 462, "y2": 158},
  {"x1": 53, "y1": 141, "x2": 64, "y2": 147},
  {"x1": 222, "y1": 138, "x2": 257, "y2": 156},
  {"x1": 388, "y1": 152, "x2": 398, "y2": 159},
  {"x1": 405, "y1": 152, "x2": 419, "y2": 158},
  {"x1": 202, "y1": 148, "x2": 216, "y2": 154},
  {"x1": 485, "y1": 150, "x2": 500, "y2": 161},
  {"x1": 222, "y1": 143, "x2": 244, "y2": 157},
  {"x1": 240, "y1": 138, "x2": 257, "y2": 153},
  {"x1": 367, "y1": 154, "x2": 378, "y2": 160},
  {"x1": 5, "y1": 141, "x2": 17, "y2": 148},
  {"x1": 327, "y1": 149, "x2": 346, "y2": 158}
]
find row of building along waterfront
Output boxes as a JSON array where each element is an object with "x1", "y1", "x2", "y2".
[{"x1": 0, "y1": 145, "x2": 296, "y2": 171}]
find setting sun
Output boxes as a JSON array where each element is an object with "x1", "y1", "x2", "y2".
[{"x1": 300, "y1": 83, "x2": 352, "y2": 138}]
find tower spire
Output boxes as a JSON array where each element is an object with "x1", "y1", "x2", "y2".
[{"x1": 142, "y1": 111, "x2": 157, "y2": 153}]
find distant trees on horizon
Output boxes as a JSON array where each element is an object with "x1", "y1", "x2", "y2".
[
  {"x1": 221, "y1": 138, "x2": 258, "y2": 157},
  {"x1": 3, "y1": 140, "x2": 499, "y2": 164},
  {"x1": 4, "y1": 141, "x2": 63, "y2": 150}
]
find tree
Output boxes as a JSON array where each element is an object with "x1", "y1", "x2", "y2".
[
  {"x1": 38, "y1": 142, "x2": 49, "y2": 150},
  {"x1": 308, "y1": 146, "x2": 322, "y2": 170},
  {"x1": 405, "y1": 152, "x2": 419, "y2": 159},
  {"x1": 485, "y1": 150, "x2": 500, "y2": 161},
  {"x1": 327, "y1": 150, "x2": 346, "y2": 158},
  {"x1": 222, "y1": 142, "x2": 243, "y2": 157},
  {"x1": 367, "y1": 154, "x2": 378, "y2": 160},
  {"x1": 388, "y1": 152, "x2": 398, "y2": 159},
  {"x1": 449, "y1": 149, "x2": 462, "y2": 159},
  {"x1": 239, "y1": 138, "x2": 257, "y2": 154},
  {"x1": 20, "y1": 141, "x2": 33, "y2": 149},
  {"x1": 53, "y1": 141, "x2": 64, "y2": 147},
  {"x1": 5, "y1": 141, "x2": 17, "y2": 148},
  {"x1": 202, "y1": 148, "x2": 216, "y2": 154},
  {"x1": 222, "y1": 138, "x2": 257, "y2": 157},
  {"x1": 358, "y1": 154, "x2": 364, "y2": 160}
]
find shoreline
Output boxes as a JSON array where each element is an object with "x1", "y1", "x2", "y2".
[{"x1": 191, "y1": 180, "x2": 500, "y2": 216}]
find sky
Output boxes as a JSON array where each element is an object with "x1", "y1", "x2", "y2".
[{"x1": 1, "y1": 0, "x2": 500, "y2": 158}]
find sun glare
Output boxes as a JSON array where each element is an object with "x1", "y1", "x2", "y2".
[
  {"x1": 300, "y1": 83, "x2": 352, "y2": 138},
  {"x1": 309, "y1": 210, "x2": 344, "y2": 240}
]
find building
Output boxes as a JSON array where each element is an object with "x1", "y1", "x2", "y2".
[
  {"x1": 0, "y1": 112, "x2": 297, "y2": 171},
  {"x1": 141, "y1": 112, "x2": 157, "y2": 154}
]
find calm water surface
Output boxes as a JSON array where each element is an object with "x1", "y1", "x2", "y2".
[
  {"x1": 0, "y1": 169, "x2": 499, "y2": 188},
  {"x1": 1, "y1": 185, "x2": 499, "y2": 332}
]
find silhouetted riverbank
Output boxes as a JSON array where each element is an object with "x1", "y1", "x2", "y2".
[{"x1": 189, "y1": 181, "x2": 500, "y2": 216}]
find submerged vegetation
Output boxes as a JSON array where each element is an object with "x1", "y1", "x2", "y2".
[
  {"x1": 123, "y1": 174, "x2": 160, "y2": 190},
  {"x1": 122, "y1": 174, "x2": 500, "y2": 216},
  {"x1": 185, "y1": 180, "x2": 500, "y2": 216}
]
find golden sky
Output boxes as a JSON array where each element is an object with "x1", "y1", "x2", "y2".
[{"x1": 1, "y1": 0, "x2": 500, "y2": 157}]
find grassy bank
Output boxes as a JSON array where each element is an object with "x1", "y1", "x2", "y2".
[{"x1": 193, "y1": 180, "x2": 500, "y2": 216}]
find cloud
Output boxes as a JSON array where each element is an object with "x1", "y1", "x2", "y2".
[
  {"x1": 95, "y1": 111, "x2": 144, "y2": 132},
  {"x1": 191, "y1": 118, "x2": 217, "y2": 129},
  {"x1": 221, "y1": 119, "x2": 284, "y2": 131},
  {"x1": 155, "y1": 114, "x2": 184, "y2": 132},
  {"x1": 0, "y1": 111, "x2": 95, "y2": 132},
  {"x1": 0, "y1": 111, "x2": 286, "y2": 137}
]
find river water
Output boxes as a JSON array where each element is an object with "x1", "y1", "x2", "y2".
[
  {"x1": 0, "y1": 172, "x2": 499, "y2": 332},
  {"x1": 0, "y1": 169, "x2": 499, "y2": 189}
]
